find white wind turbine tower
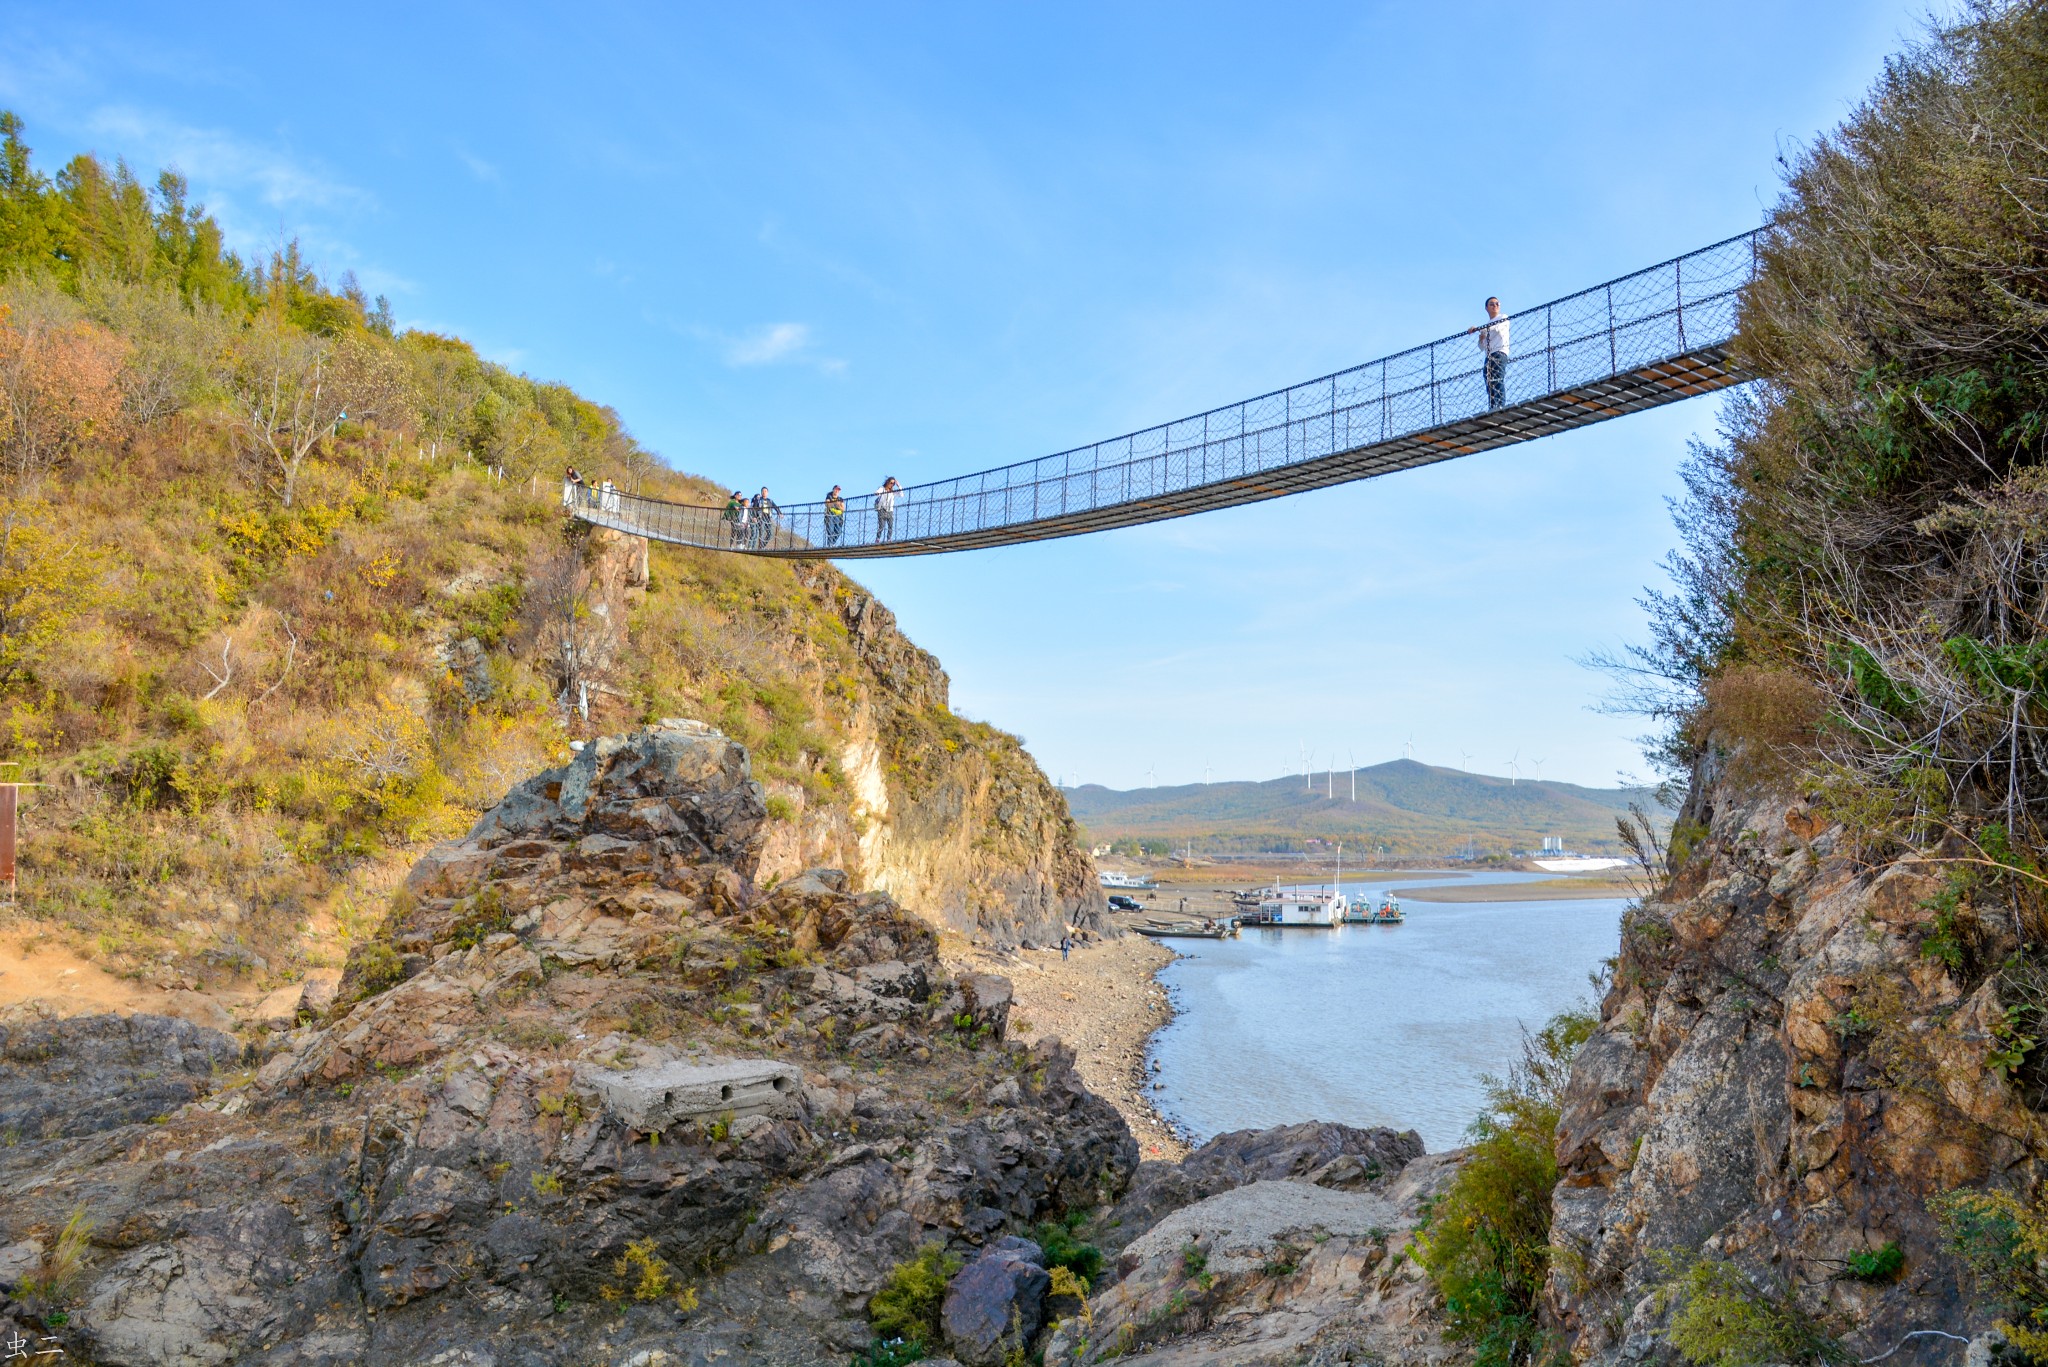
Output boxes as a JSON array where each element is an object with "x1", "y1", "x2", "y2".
[
  {"x1": 1349, "y1": 750, "x2": 1356, "y2": 803},
  {"x1": 1301, "y1": 741, "x2": 1310, "y2": 792},
  {"x1": 1146, "y1": 762, "x2": 1158, "y2": 788},
  {"x1": 1507, "y1": 750, "x2": 1521, "y2": 785},
  {"x1": 1404, "y1": 732, "x2": 1415, "y2": 762},
  {"x1": 1531, "y1": 756, "x2": 1547, "y2": 783},
  {"x1": 1460, "y1": 749, "x2": 1472, "y2": 772},
  {"x1": 1327, "y1": 747, "x2": 1335, "y2": 799}
]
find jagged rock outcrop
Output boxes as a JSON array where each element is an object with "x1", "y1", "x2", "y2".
[
  {"x1": 0, "y1": 722, "x2": 1137, "y2": 1366},
  {"x1": 1547, "y1": 757, "x2": 2024, "y2": 1364},
  {"x1": 819, "y1": 580, "x2": 1106, "y2": 950},
  {"x1": 1043, "y1": 1125, "x2": 1453, "y2": 1366}
]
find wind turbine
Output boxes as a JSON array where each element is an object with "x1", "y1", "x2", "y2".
[
  {"x1": 1327, "y1": 747, "x2": 1335, "y2": 799},
  {"x1": 1349, "y1": 750, "x2": 1356, "y2": 802},
  {"x1": 1507, "y1": 750, "x2": 1521, "y2": 785},
  {"x1": 1531, "y1": 756, "x2": 1547, "y2": 783},
  {"x1": 1460, "y1": 749, "x2": 1472, "y2": 772},
  {"x1": 1146, "y1": 762, "x2": 1158, "y2": 788},
  {"x1": 1403, "y1": 732, "x2": 1415, "y2": 762}
]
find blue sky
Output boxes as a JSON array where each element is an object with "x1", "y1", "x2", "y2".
[{"x1": 4, "y1": 2, "x2": 1928, "y2": 789}]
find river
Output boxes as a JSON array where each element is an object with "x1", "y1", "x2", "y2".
[{"x1": 1144, "y1": 871, "x2": 1627, "y2": 1152}]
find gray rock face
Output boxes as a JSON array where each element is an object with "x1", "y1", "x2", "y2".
[
  {"x1": 1101, "y1": 1120, "x2": 1425, "y2": 1254},
  {"x1": 943, "y1": 1242, "x2": 1052, "y2": 1366},
  {"x1": 0, "y1": 1013, "x2": 241, "y2": 1142},
  {"x1": 581, "y1": 1058, "x2": 803, "y2": 1130}
]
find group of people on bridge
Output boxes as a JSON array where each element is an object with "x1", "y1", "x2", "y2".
[
  {"x1": 566, "y1": 296, "x2": 1515, "y2": 551},
  {"x1": 720, "y1": 475, "x2": 904, "y2": 549}
]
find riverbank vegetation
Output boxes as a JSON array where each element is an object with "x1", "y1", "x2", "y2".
[{"x1": 1414, "y1": 1007, "x2": 1593, "y2": 1366}]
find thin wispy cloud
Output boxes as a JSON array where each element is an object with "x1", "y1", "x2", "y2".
[
  {"x1": 84, "y1": 105, "x2": 372, "y2": 213},
  {"x1": 728, "y1": 322, "x2": 811, "y2": 365},
  {"x1": 453, "y1": 145, "x2": 500, "y2": 183},
  {"x1": 684, "y1": 321, "x2": 848, "y2": 376}
]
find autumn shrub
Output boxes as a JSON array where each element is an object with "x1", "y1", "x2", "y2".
[
  {"x1": 1414, "y1": 1008, "x2": 1593, "y2": 1367},
  {"x1": 1655, "y1": 1254, "x2": 1844, "y2": 1367},
  {"x1": 1937, "y1": 1188, "x2": 2048, "y2": 1358}
]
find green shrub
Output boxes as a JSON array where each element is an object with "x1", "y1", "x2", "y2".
[
  {"x1": 868, "y1": 1242, "x2": 960, "y2": 1347},
  {"x1": 1033, "y1": 1213, "x2": 1104, "y2": 1288},
  {"x1": 1937, "y1": 1189, "x2": 2048, "y2": 1358},
  {"x1": 1413, "y1": 1009, "x2": 1593, "y2": 1367},
  {"x1": 346, "y1": 942, "x2": 406, "y2": 1001},
  {"x1": 1656, "y1": 1254, "x2": 1843, "y2": 1367},
  {"x1": 1841, "y1": 1241, "x2": 1903, "y2": 1282}
]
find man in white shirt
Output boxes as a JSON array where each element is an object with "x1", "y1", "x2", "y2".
[
  {"x1": 1467, "y1": 297, "x2": 1510, "y2": 409},
  {"x1": 874, "y1": 476, "x2": 900, "y2": 541}
]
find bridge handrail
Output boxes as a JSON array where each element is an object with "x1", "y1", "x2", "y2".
[{"x1": 569, "y1": 228, "x2": 1761, "y2": 554}]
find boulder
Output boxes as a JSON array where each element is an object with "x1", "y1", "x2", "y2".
[
  {"x1": 942, "y1": 1242, "x2": 1052, "y2": 1366},
  {"x1": 579, "y1": 1058, "x2": 803, "y2": 1131}
]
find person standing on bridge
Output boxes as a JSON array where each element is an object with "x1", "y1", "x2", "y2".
[
  {"x1": 874, "y1": 476, "x2": 900, "y2": 542},
  {"x1": 723, "y1": 491, "x2": 748, "y2": 548},
  {"x1": 824, "y1": 485, "x2": 846, "y2": 546},
  {"x1": 750, "y1": 486, "x2": 780, "y2": 549},
  {"x1": 1468, "y1": 296, "x2": 1511, "y2": 409}
]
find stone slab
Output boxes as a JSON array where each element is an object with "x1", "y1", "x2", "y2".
[{"x1": 579, "y1": 1057, "x2": 802, "y2": 1131}]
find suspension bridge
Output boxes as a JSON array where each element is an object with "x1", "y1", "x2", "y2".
[{"x1": 566, "y1": 229, "x2": 1761, "y2": 558}]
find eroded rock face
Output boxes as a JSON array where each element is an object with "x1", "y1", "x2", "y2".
[
  {"x1": 1047, "y1": 1151, "x2": 1461, "y2": 1367},
  {"x1": 0, "y1": 722, "x2": 1137, "y2": 1367},
  {"x1": 1546, "y1": 753, "x2": 2027, "y2": 1365},
  {"x1": 1099, "y1": 1120, "x2": 1426, "y2": 1256}
]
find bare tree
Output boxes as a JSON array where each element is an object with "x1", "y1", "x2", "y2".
[
  {"x1": 525, "y1": 541, "x2": 620, "y2": 720},
  {"x1": 228, "y1": 316, "x2": 342, "y2": 507}
]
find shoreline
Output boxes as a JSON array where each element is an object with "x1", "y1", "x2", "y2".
[{"x1": 953, "y1": 933, "x2": 1190, "y2": 1161}]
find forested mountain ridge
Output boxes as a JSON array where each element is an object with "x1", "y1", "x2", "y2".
[
  {"x1": 1064, "y1": 758, "x2": 1656, "y2": 854},
  {"x1": 0, "y1": 112, "x2": 1098, "y2": 1014}
]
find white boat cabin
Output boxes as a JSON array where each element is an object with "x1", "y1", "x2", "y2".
[{"x1": 1259, "y1": 890, "x2": 1347, "y2": 926}]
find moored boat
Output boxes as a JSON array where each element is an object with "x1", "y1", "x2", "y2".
[{"x1": 1258, "y1": 889, "x2": 1346, "y2": 927}]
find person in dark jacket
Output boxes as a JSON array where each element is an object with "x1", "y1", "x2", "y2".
[{"x1": 749, "y1": 487, "x2": 780, "y2": 548}]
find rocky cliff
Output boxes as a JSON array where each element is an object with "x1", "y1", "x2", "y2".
[
  {"x1": 1547, "y1": 755, "x2": 2028, "y2": 1364},
  {"x1": 0, "y1": 722, "x2": 1133, "y2": 1366},
  {"x1": 578, "y1": 532, "x2": 1102, "y2": 952}
]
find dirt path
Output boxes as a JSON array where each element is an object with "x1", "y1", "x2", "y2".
[{"x1": 953, "y1": 933, "x2": 1189, "y2": 1161}]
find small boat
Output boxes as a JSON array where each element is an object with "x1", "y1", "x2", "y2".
[
  {"x1": 1099, "y1": 870, "x2": 1158, "y2": 890},
  {"x1": 1368, "y1": 895, "x2": 1405, "y2": 925},
  {"x1": 1134, "y1": 920, "x2": 1238, "y2": 941},
  {"x1": 1258, "y1": 889, "x2": 1346, "y2": 927}
]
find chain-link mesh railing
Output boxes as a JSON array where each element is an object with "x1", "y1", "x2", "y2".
[{"x1": 569, "y1": 229, "x2": 1759, "y2": 557}]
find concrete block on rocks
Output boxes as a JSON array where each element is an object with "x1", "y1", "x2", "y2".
[{"x1": 580, "y1": 1058, "x2": 802, "y2": 1132}]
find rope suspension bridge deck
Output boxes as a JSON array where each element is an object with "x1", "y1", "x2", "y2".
[{"x1": 567, "y1": 229, "x2": 1761, "y2": 559}]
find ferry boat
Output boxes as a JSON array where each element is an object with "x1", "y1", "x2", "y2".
[
  {"x1": 1367, "y1": 895, "x2": 1405, "y2": 924},
  {"x1": 1098, "y1": 870, "x2": 1158, "y2": 890},
  {"x1": 1257, "y1": 889, "x2": 1347, "y2": 927}
]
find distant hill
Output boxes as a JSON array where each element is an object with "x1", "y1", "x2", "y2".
[{"x1": 1062, "y1": 759, "x2": 1664, "y2": 856}]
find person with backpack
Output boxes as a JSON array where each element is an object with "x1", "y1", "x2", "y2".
[
  {"x1": 723, "y1": 490, "x2": 748, "y2": 548},
  {"x1": 873, "y1": 476, "x2": 900, "y2": 542},
  {"x1": 824, "y1": 485, "x2": 846, "y2": 546}
]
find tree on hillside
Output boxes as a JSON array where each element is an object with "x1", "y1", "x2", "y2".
[
  {"x1": 0, "y1": 279, "x2": 126, "y2": 482},
  {"x1": 228, "y1": 315, "x2": 343, "y2": 508},
  {"x1": 0, "y1": 496, "x2": 109, "y2": 689}
]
